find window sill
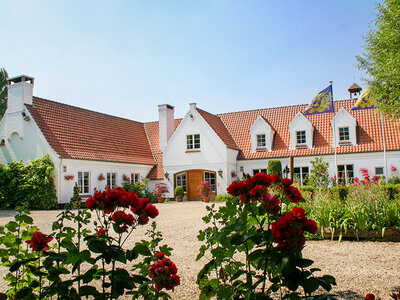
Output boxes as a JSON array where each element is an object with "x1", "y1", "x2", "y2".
[
  {"x1": 256, "y1": 147, "x2": 267, "y2": 152},
  {"x1": 295, "y1": 144, "x2": 308, "y2": 149},
  {"x1": 339, "y1": 141, "x2": 352, "y2": 146},
  {"x1": 186, "y1": 149, "x2": 201, "y2": 153}
]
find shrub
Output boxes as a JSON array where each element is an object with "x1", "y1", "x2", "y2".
[
  {"x1": 213, "y1": 194, "x2": 235, "y2": 202},
  {"x1": 0, "y1": 154, "x2": 57, "y2": 209},
  {"x1": 388, "y1": 176, "x2": 400, "y2": 185},
  {"x1": 174, "y1": 186, "x2": 184, "y2": 196},
  {"x1": 308, "y1": 157, "x2": 330, "y2": 188},
  {"x1": 154, "y1": 182, "x2": 169, "y2": 198},
  {"x1": 267, "y1": 160, "x2": 282, "y2": 178},
  {"x1": 122, "y1": 177, "x2": 157, "y2": 203},
  {"x1": 197, "y1": 173, "x2": 335, "y2": 298},
  {"x1": 197, "y1": 180, "x2": 211, "y2": 197}
]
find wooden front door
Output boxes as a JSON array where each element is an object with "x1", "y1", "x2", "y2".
[{"x1": 188, "y1": 170, "x2": 203, "y2": 201}]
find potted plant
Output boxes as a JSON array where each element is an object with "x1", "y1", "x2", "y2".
[
  {"x1": 175, "y1": 186, "x2": 184, "y2": 202},
  {"x1": 197, "y1": 180, "x2": 211, "y2": 202},
  {"x1": 154, "y1": 182, "x2": 169, "y2": 203}
]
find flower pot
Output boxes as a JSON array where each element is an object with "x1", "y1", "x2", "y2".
[
  {"x1": 203, "y1": 196, "x2": 210, "y2": 203},
  {"x1": 157, "y1": 197, "x2": 165, "y2": 203},
  {"x1": 175, "y1": 195, "x2": 183, "y2": 202}
]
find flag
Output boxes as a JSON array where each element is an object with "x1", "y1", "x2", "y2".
[
  {"x1": 350, "y1": 87, "x2": 376, "y2": 111},
  {"x1": 304, "y1": 85, "x2": 333, "y2": 115}
]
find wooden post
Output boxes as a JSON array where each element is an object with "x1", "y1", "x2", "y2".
[{"x1": 290, "y1": 156, "x2": 294, "y2": 181}]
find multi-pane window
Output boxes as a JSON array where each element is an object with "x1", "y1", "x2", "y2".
[
  {"x1": 176, "y1": 173, "x2": 187, "y2": 192},
  {"x1": 253, "y1": 169, "x2": 267, "y2": 176},
  {"x1": 293, "y1": 167, "x2": 309, "y2": 186},
  {"x1": 337, "y1": 165, "x2": 354, "y2": 184},
  {"x1": 339, "y1": 127, "x2": 350, "y2": 141},
  {"x1": 375, "y1": 167, "x2": 384, "y2": 177},
  {"x1": 130, "y1": 173, "x2": 140, "y2": 184},
  {"x1": 256, "y1": 134, "x2": 266, "y2": 148},
  {"x1": 187, "y1": 134, "x2": 200, "y2": 150},
  {"x1": 107, "y1": 172, "x2": 117, "y2": 189},
  {"x1": 296, "y1": 131, "x2": 306, "y2": 144},
  {"x1": 77, "y1": 172, "x2": 90, "y2": 194},
  {"x1": 204, "y1": 172, "x2": 216, "y2": 192}
]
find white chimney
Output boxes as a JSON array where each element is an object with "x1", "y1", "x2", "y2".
[
  {"x1": 158, "y1": 104, "x2": 175, "y2": 152},
  {"x1": 7, "y1": 75, "x2": 34, "y2": 114},
  {"x1": 5, "y1": 75, "x2": 34, "y2": 139}
]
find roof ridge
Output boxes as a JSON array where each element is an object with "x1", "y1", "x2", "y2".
[{"x1": 33, "y1": 96, "x2": 145, "y2": 125}]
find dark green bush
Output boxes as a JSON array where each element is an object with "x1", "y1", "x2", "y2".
[
  {"x1": 267, "y1": 160, "x2": 281, "y2": 178},
  {"x1": 174, "y1": 186, "x2": 184, "y2": 195},
  {"x1": 0, "y1": 154, "x2": 57, "y2": 209},
  {"x1": 122, "y1": 177, "x2": 157, "y2": 203},
  {"x1": 214, "y1": 194, "x2": 235, "y2": 202}
]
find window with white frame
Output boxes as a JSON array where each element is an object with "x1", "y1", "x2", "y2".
[
  {"x1": 187, "y1": 134, "x2": 200, "y2": 150},
  {"x1": 337, "y1": 165, "x2": 354, "y2": 184},
  {"x1": 293, "y1": 167, "x2": 309, "y2": 186},
  {"x1": 296, "y1": 131, "x2": 306, "y2": 144},
  {"x1": 253, "y1": 169, "x2": 267, "y2": 176},
  {"x1": 256, "y1": 134, "x2": 266, "y2": 148},
  {"x1": 77, "y1": 171, "x2": 90, "y2": 194},
  {"x1": 339, "y1": 127, "x2": 350, "y2": 142},
  {"x1": 375, "y1": 167, "x2": 384, "y2": 177},
  {"x1": 130, "y1": 173, "x2": 140, "y2": 184},
  {"x1": 107, "y1": 172, "x2": 117, "y2": 189},
  {"x1": 176, "y1": 173, "x2": 187, "y2": 192},
  {"x1": 204, "y1": 172, "x2": 216, "y2": 192}
]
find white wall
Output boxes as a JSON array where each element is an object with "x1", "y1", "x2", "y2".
[{"x1": 163, "y1": 107, "x2": 239, "y2": 197}]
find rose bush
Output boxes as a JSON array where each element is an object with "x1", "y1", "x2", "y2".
[
  {"x1": 197, "y1": 172, "x2": 335, "y2": 299},
  {"x1": 0, "y1": 187, "x2": 179, "y2": 299}
]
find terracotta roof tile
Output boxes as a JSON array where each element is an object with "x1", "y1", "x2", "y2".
[
  {"x1": 197, "y1": 108, "x2": 240, "y2": 150},
  {"x1": 26, "y1": 97, "x2": 155, "y2": 165},
  {"x1": 217, "y1": 99, "x2": 400, "y2": 160}
]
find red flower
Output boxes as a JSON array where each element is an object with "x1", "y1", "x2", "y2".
[
  {"x1": 144, "y1": 203, "x2": 159, "y2": 218},
  {"x1": 227, "y1": 181, "x2": 239, "y2": 196},
  {"x1": 111, "y1": 211, "x2": 135, "y2": 232},
  {"x1": 149, "y1": 253, "x2": 180, "y2": 291},
  {"x1": 365, "y1": 293, "x2": 375, "y2": 300},
  {"x1": 26, "y1": 231, "x2": 53, "y2": 252},
  {"x1": 261, "y1": 193, "x2": 280, "y2": 215},
  {"x1": 281, "y1": 178, "x2": 292, "y2": 187},
  {"x1": 137, "y1": 214, "x2": 149, "y2": 225},
  {"x1": 283, "y1": 186, "x2": 302, "y2": 203},
  {"x1": 155, "y1": 252, "x2": 165, "y2": 259},
  {"x1": 85, "y1": 196, "x2": 97, "y2": 210},
  {"x1": 96, "y1": 227, "x2": 106, "y2": 236}
]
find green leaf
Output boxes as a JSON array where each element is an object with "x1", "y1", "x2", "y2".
[
  {"x1": 133, "y1": 244, "x2": 151, "y2": 256},
  {"x1": 87, "y1": 239, "x2": 107, "y2": 253},
  {"x1": 126, "y1": 249, "x2": 138, "y2": 261},
  {"x1": 10, "y1": 260, "x2": 22, "y2": 272},
  {"x1": 298, "y1": 258, "x2": 314, "y2": 268},
  {"x1": 21, "y1": 215, "x2": 33, "y2": 225},
  {"x1": 303, "y1": 277, "x2": 320, "y2": 294},
  {"x1": 247, "y1": 249, "x2": 264, "y2": 262},
  {"x1": 5, "y1": 221, "x2": 18, "y2": 232},
  {"x1": 79, "y1": 285, "x2": 99, "y2": 297},
  {"x1": 197, "y1": 259, "x2": 215, "y2": 283},
  {"x1": 15, "y1": 287, "x2": 32, "y2": 299}
]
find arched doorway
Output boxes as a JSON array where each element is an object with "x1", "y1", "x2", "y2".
[{"x1": 174, "y1": 169, "x2": 216, "y2": 201}]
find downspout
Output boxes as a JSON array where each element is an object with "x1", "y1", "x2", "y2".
[{"x1": 58, "y1": 157, "x2": 62, "y2": 205}]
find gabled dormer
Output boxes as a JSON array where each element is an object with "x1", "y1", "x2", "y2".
[
  {"x1": 331, "y1": 106, "x2": 356, "y2": 146},
  {"x1": 289, "y1": 112, "x2": 313, "y2": 150},
  {"x1": 250, "y1": 116, "x2": 275, "y2": 152}
]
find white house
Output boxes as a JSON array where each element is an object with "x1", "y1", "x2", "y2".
[{"x1": 1, "y1": 75, "x2": 399, "y2": 203}]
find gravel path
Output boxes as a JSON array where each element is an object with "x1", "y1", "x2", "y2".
[{"x1": 0, "y1": 202, "x2": 399, "y2": 299}]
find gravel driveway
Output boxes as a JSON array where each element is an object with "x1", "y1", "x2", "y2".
[{"x1": 0, "y1": 202, "x2": 399, "y2": 299}]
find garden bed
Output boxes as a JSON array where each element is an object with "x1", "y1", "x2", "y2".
[{"x1": 321, "y1": 227, "x2": 400, "y2": 242}]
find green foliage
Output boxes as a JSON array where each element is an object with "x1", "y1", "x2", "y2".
[
  {"x1": 174, "y1": 186, "x2": 184, "y2": 196},
  {"x1": 213, "y1": 194, "x2": 235, "y2": 202},
  {"x1": 122, "y1": 177, "x2": 157, "y2": 203},
  {"x1": 357, "y1": 0, "x2": 400, "y2": 121},
  {"x1": 0, "y1": 154, "x2": 57, "y2": 209},
  {"x1": 267, "y1": 160, "x2": 282, "y2": 178},
  {"x1": 388, "y1": 176, "x2": 400, "y2": 184},
  {"x1": 197, "y1": 180, "x2": 335, "y2": 299},
  {"x1": 0, "y1": 188, "x2": 176, "y2": 299},
  {"x1": 0, "y1": 68, "x2": 7, "y2": 120},
  {"x1": 308, "y1": 157, "x2": 330, "y2": 188}
]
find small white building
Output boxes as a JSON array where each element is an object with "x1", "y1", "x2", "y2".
[{"x1": 1, "y1": 75, "x2": 399, "y2": 203}]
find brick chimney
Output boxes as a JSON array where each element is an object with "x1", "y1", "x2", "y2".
[{"x1": 158, "y1": 104, "x2": 175, "y2": 152}]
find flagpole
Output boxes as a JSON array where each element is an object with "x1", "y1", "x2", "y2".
[
  {"x1": 330, "y1": 81, "x2": 338, "y2": 185},
  {"x1": 381, "y1": 114, "x2": 388, "y2": 183}
]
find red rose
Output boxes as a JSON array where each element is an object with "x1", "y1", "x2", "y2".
[
  {"x1": 237, "y1": 180, "x2": 248, "y2": 191},
  {"x1": 144, "y1": 203, "x2": 159, "y2": 218},
  {"x1": 227, "y1": 181, "x2": 239, "y2": 196},
  {"x1": 85, "y1": 197, "x2": 97, "y2": 210},
  {"x1": 26, "y1": 231, "x2": 53, "y2": 252},
  {"x1": 305, "y1": 219, "x2": 318, "y2": 234},
  {"x1": 128, "y1": 192, "x2": 141, "y2": 208},
  {"x1": 111, "y1": 211, "x2": 135, "y2": 232},
  {"x1": 96, "y1": 227, "x2": 106, "y2": 236},
  {"x1": 138, "y1": 214, "x2": 149, "y2": 225},
  {"x1": 365, "y1": 293, "x2": 375, "y2": 300},
  {"x1": 281, "y1": 178, "x2": 292, "y2": 187},
  {"x1": 270, "y1": 174, "x2": 279, "y2": 184},
  {"x1": 155, "y1": 252, "x2": 165, "y2": 259}
]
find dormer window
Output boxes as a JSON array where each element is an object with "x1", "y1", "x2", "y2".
[
  {"x1": 289, "y1": 112, "x2": 313, "y2": 150},
  {"x1": 187, "y1": 134, "x2": 200, "y2": 150},
  {"x1": 250, "y1": 116, "x2": 275, "y2": 152},
  {"x1": 339, "y1": 127, "x2": 350, "y2": 142},
  {"x1": 296, "y1": 131, "x2": 306, "y2": 144},
  {"x1": 257, "y1": 134, "x2": 266, "y2": 148}
]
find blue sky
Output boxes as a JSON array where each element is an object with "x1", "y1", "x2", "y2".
[{"x1": 1, "y1": 1, "x2": 377, "y2": 122}]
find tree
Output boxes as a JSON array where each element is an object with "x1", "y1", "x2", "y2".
[
  {"x1": 357, "y1": 0, "x2": 400, "y2": 120},
  {"x1": 0, "y1": 68, "x2": 8, "y2": 119},
  {"x1": 308, "y1": 157, "x2": 330, "y2": 188}
]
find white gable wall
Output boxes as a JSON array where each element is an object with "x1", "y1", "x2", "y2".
[
  {"x1": 250, "y1": 116, "x2": 275, "y2": 152},
  {"x1": 289, "y1": 112, "x2": 313, "y2": 150},
  {"x1": 163, "y1": 107, "x2": 238, "y2": 197}
]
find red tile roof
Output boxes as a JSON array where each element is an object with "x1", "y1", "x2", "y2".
[
  {"x1": 197, "y1": 108, "x2": 240, "y2": 150},
  {"x1": 144, "y1": 119, "x2": 182, "y2": 179},
  {"x1": 217, "y1": 99, "x2": 400, "y2": 160},
  {"x1": 26, "y1": 97, "x2": 155, "y2": 165}
]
